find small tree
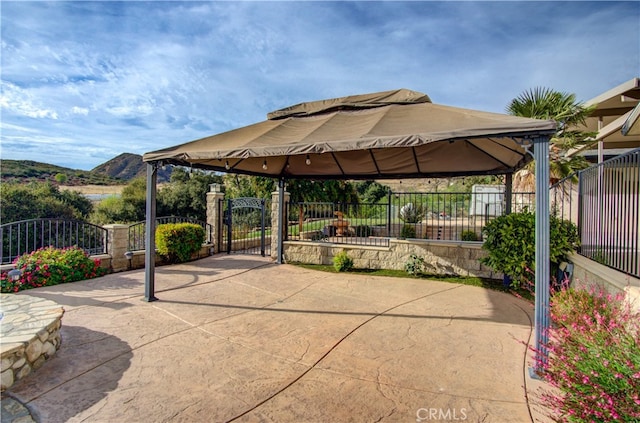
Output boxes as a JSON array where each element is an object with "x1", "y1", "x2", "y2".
[{"x1": 54, "y1": 173, "x2": 68, "y2": 184}]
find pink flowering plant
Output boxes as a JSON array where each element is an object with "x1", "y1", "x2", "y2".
[
  {"x1": 0, "y1": 246, "x2": 107, "y2": 293},
  {"x1": 533, "y1": 286, "x2": 640, "y2": 422}
]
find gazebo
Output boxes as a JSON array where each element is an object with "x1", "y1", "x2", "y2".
[{"x1": 143, "y1": 88, "x2": 556, "y2": 372}]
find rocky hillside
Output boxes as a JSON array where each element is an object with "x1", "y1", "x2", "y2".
[
  {"x1": 1, "y1": 153, "x2": 173, "y2": 185},
  {"x1": 91, "y1": 153, "x2": 172, "y2": 182}
]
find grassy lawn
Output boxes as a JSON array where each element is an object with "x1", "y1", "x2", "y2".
[{"x1": 292, "y1": 262, "x2": 534, "y2": 301}]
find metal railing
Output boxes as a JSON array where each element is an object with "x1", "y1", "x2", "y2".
[
  {"x1": 286, "y1": 191, "x2": 536, "y2": 247},
  {"x1": 1, "y1": 218, "x2": 108, "y2": 264},
  {"x1": 579, "y1": 148, "x2": 639, "y2": 278},
  {"x1": 128, "y1": 216, "x2": 213, "y2": 251}
]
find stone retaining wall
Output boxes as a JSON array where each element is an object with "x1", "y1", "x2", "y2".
[
  {"x1": 284, "y1": 239, "x2": 499, "y2": 279},
  {"x1": 1, "y1": 295, "x2": 64, "y2": 391}
]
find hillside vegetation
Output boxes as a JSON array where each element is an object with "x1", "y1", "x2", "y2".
[
  {"x1": 91, "y1": 153, "x2": 172, "y2": 182},
  {"x1": 0, "y1": 159, "x2": 122, "y2": 185},
  {"x1": 1, "y1": 153, "x2": 172, "y2": 185}
]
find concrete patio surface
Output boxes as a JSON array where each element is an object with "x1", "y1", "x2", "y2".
[{"x1": 2, "y1": 254, "x2": 551, "y2": 422}]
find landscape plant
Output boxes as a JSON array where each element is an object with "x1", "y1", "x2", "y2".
[
  {"x1": 481, "y1": 211, "x2": 578, "y2": 288},
  {"x1": 460, "y1": 230, "x2": 479, "y2": 241},
  {"x1": 404, "y1": 254, "x2": 425, "y2": 276},
  {"x1": 0, "y1": 246, "x2": 106, "y2": 293},
  {"x1": 400, "y1": 224, "x2": 416, "y2": 239},
  {"x1": 532, "y1": 286, "x2": 640, "y2": 422},
  {"x1": 333, "y1": 250, "x2": 354, "y2": 272},
  {"x1": 155, "y1": 223, "x2": 206, "y2": 263},
  {"x1": 399, "y1": 202, "x2": 425, "y2": 223}
]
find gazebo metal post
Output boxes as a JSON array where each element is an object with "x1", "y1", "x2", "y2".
[
  {"x1": 533, "y1": 135, "x2": 550, "y2": 375},
  {"x1": 144, "y1": 162, "x2": 158, "y2": 302},
  {"x1": 505, "y1": 173, "x2": 513, "y2": 215},
  {"x1": 277, "y1": 177, "x2": 285, "y2": 264}
]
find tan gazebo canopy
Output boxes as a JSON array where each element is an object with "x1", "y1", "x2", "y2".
[
  {"x1": 143, "y1": 89, "x2": 555, "y2": 179},
  {"x1": 142, "y1": 89, "x2": 556, "y2": 370}
]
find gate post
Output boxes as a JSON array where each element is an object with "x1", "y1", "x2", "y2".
[
  {"x1": 207, "y1": 184, "x2": 226, "y2": 253},
  {"x1": 271, "y1": 185, "x2": 290, "y2": 261}
]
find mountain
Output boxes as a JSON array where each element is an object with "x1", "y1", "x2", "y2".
[
  {"x1": 0, "y1": 153, "x2": 172, "y2": 185},
  {"x1": 0, "y1": 159, "x2": 123, "y2": 185},
  {"x1": 91, "y1": 153, "x2": 172, "y2": 182}
]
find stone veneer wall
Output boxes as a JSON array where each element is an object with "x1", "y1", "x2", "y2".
[
  {"x1": 569, "y1": 253, "x2": 640, "y2": 311},
  {"x1": 284, "y1": 239, "x2": 499, "y2": 279},
  {"x1": 1, "y1": 295, "x2": 64, "y2": 391}
]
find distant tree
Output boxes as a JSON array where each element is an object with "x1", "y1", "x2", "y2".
[
  {"x1": 54, "y1": 173, "x2": 68, "y2": 184},
  {"x1": 90, "y1": 177, "x2": 147, "y2": 224},
  {"x1": 91, "y1": 168, "x2": 224, "y2": 224},
  {"x1": 355, "y1": 181, "x2": 389, "y2": 203},
  {"x1": 0, "y1": 182, "x2": 92, "y2": 223},
  {"x1": 89, "y1": 196, "x2": 129, "y2": 225},
  {"x1": 158, "y1": 168, "x2": 223, "y2": 220},
  {"x1": 221, "y1": 174, "x2": 274, "y2": 200}
]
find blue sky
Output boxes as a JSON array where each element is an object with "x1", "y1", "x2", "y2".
[{"x1": 1, "y1": 1, "x2": 639, "y2": 170}]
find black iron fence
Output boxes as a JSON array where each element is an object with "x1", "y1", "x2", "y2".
[
  {"x1": 128, "y1": 216, "x2": 213, "y2": 252},
  {"x1": 286, "y1": 190, "x2": 536, "y2": 247},
  {"x1": 578, "y1": 148, "x2": 639, "y2": 278},
  {"x1": 286, "y1": 149, "x2": 639, "y2": 280},
  {"x1": 221, "y1": 197, "x2": 271, "y2": 256},
  {"x1": 1, "y1": 219, "x2": 108, "y2": 264}
]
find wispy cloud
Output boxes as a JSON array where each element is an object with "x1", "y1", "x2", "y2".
[{"x1": 1, "y1": 1, "x2": 638, "y2": 170}]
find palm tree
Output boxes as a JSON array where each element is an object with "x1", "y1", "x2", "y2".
[{"x1": 507, "y1": 87, "x2": 596, "y2": 189}]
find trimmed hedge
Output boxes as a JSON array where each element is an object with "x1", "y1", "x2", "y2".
[{"x1": 156, "y1": 223, "x2": 206, "y2": 263}]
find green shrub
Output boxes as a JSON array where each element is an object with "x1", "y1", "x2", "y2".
[
  {"x1": 404, "y1": 254, "x2": 425, "y2": 276},
  {"x1": 156, "y1": 223, "x2": 206, "y2": 263},
  {"x1": 333, "y1": 250, "x2": 354, "y2": 272},
  {"x1": 400, "y1": 224, "x2": 416, "y2": 239},
  {"x1": 481, "y1": 211, "x2": 578, "y2": 288},
  {"x1": 1, "y1": 246, "x2": 107, "y2": 293},
  {"x1": 353, "y1": 225, "x2": 373, "y2": 237},
  {"x1": 460, "y1": 230, "x2": 479, "y2": 241}
]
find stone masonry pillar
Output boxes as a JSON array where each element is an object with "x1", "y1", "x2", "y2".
[
  {"x1": 103, "y1": 224, "x2": 130, "y2": 272},
  {"x1": 271, "y1": 188, "x2": 290, "y2": 260},
  {"x1": 206, "y1": 183, "x2": 226, "y2": 254}
]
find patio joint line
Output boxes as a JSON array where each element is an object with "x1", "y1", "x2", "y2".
[{"x1": 224, "y1": 284, "x2": 465, "y2": 422}]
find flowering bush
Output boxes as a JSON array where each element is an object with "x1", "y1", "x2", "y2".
[
  {"x1": 533, "y1": 286, "x2": 640, "y2": 422},
  {"x1": 0, "y1": 246, "x2": 107, "y2": 293}
]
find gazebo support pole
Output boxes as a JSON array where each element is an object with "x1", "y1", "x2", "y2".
[
  {"x1": 277, "y1": 177, "x2": 285, "y2": 264},
  {"x1": 144, "y1": 162, "x2": 158, "y2": 302},
  {"x1": 505, "y1": 173, "x2": 513, "y2": 215},
  {"x1": 532, "y1": 136, "x2": 550, "y2": 376}
]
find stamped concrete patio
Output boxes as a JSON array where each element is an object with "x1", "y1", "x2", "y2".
[{"x1": 2, "y1": 254, "x2": 550, "y2": 422}]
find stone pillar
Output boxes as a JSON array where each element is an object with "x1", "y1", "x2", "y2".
[
  {"x1": 271, "y1": 188, "x2": 290, "y2": 260},
  {"x1": 103, "y1": 224, "x2": 130, "y2": 272},
  {"x1": 206, "y1": 184, "x2": 226, "y2": 253}
]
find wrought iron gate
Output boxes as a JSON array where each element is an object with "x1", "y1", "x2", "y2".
[{"x1": 222, "y1": 197, "x2": 270, "y2": 256}]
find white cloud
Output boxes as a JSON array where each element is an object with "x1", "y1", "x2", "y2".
[
  {"x1": 0, "y1": 82, "x2": 59, "y2": 119},
  {"x1": 71, "y1": 106, "x2": 89, "y2": 115},
  {"x1": 0, "y1": 1, "x2": 638, "y2": 170}
]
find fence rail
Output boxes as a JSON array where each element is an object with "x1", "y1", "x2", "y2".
[
  {"x1": 286, "y1": 191, "x2": 536, "y2": 247},
  {"x1": 128, "y1": 216, "x2": 213, "y2": 251},
  {"x1": 578, "y1": 148, "x2": 639, "y2": 278},
  {"x1": 1, "y1": 219, "x2": 108, "y2": 264}
]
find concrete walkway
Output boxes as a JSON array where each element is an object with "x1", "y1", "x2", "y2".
[{"x1": 1, "y1": 254, "x2": 550, "y2": 422}]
